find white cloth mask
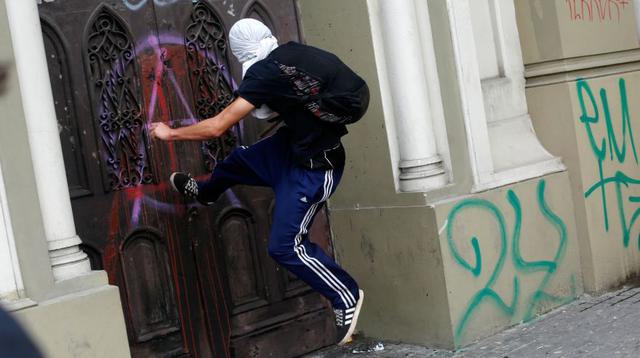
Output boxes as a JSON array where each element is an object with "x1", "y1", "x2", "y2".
[{"x1": 229, "y1": 18, "x2": 279, "y2": 119}]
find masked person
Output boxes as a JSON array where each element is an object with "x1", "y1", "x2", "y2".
[{"x1": 150, "y1": 18, "x2": 369, "y2": 345}]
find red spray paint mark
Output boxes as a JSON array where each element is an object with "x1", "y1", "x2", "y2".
[
  {"x1": 566, "y1": 0, "x2": 630, "y2": 22},
  {"x1": 102, "y1": 194, "x2": 121, "y2": 284},
  {"x1": 95, "y1": 31, "x2": 235, "y2": 355}
]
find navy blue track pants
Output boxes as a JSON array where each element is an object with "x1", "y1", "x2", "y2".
[{"x1": 197, "y1": 130, "x2": 360, "y2": 310}]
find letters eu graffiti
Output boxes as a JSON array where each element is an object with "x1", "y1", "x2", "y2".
[
  {"x1": 446, "y1": 180, "x2": 576, "y2": 343},
  {"x1": 577, "y1": 78, "x2": 640, "y2": 249}
]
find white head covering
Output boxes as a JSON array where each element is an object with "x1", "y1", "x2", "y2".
[{"x1": 229, "y1": 18, "x2": 279, "y2": 119}]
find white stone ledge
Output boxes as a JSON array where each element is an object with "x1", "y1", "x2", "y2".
[
  {"x1": 525, "y1": 49, "x2": 640, "y2": 86},
  {"x1": 1, "y1": 297, "x2": 37, "y2": 312}
]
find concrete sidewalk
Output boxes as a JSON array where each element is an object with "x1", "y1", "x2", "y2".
[{"x1": 306, "y1": 285, "x2": 640, "y2": 357}]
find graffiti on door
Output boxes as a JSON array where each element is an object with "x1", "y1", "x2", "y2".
[{"x1": 101, "y1": 33, "x2": 235, "y2": 221}]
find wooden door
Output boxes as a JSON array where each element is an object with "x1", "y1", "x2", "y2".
[{"x1": 39, "y1": 1, "x2": 335, "y2": 357}]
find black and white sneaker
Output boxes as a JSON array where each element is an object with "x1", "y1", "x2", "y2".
[
  {"x1": 169, "y1": 172, "x2": 204, "y2": 201},
  {"x1": 169, "y1": 172, "x2": 199, "y2": 198},
  {"x1": 335, "y1": 289, "x2": 364, "y2": 346},
  {"x1": 169, "y1": 172, "x2": 215, "y2": 206}
]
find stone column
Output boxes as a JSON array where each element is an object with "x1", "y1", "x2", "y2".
[
  {"x1": 635, "y1": 0, "x2": 640, "y2": 38},
  {"x1": 0, "y1": 165, "x2": 23, "y2": 301},
  {"x1": 5, "y1": 0, "x2": 90, "y2": 281},
  {"x1": 446, "y1": 0, "x2": 564, "y2": 191},
  {"x1": 379, "y1": 0, "x2": 448, "y2": 192}
]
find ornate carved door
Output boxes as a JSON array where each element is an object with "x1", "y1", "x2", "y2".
[{"x1": 39, "y1": 1, "x2": 335, "y2": 357}]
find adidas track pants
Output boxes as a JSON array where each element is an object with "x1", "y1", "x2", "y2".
[{"x1": 197, "y1": 130, "x2": 360, "y2": 310}]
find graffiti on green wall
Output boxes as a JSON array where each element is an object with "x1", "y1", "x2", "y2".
[
  {"x1": 578, "y1": 78, "x2": 640, "y2": 249},
  {"x1": 446, "y1": 180, "x2": 577, "y2": 343}
]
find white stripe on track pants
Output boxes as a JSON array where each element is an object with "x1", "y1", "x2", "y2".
[{"x1": 197, "y1": 130, "x2": 360, "y2": 309}]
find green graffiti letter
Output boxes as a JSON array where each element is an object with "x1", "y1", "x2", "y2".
[
  {"x1": 447, "y1": 199, "x2": 518, "y2": 343},
  {"x1": 577, "y1": 79, "x2": 609, "y2": 230},
  {"x1": 602, "y1": 79, "x2": 638, "y2": 164},
  {"x1": 526, "y1": 180, "x2": 573, "y2": 319}
]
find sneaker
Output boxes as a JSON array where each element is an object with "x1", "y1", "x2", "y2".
[
  {"x1": 335, "y1": 289, "x2": 364, "y2": 346},
  {"x1": 169, "y1": 172, "x2": 199, "y2": 198},
  {"x1": 170, "y1": 172, "x2": 215, "y2": 206}
]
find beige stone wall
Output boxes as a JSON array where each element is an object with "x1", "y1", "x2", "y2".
[
  {"x1": 15, "y1": 286, "x2": 130, "y2": 358},
  {"x1": 434, "y1": 172, "x2": 582, "y2": 346},
  {"x1": 297, "y1": 0, "x2": 451, "y2": 347},
  {"x1": 528, "y1": 71, "x2": 640, "y2": 292},
  {"x1": 516, "y1": 0, "x2": 638, "y2": 64},
  {"x1": 517, "y1": 0, "x2": 640, "y2": 293},
  {"x1": 0, "y1": 2, "x2": 130, "y2": 356},
  {"x1": 0, "y1": 0, "x2": 54, "y2": 301},
  {"x1": 298, "y1": 0, "x2": 583, "y2": 349},
  {"x1": 331, "y1": 171, "x2": 583, "y2": 349},
  {"x1": 330, "y1": 205, "x2": 454, "y2": 347},
  {"x1": 297, "y1": 0, "x2": 425, "y2": 210}
]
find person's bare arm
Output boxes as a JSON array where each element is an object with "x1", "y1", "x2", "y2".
[{"x1": 149, "y1": 97, "x2": 255, "y2": 141}]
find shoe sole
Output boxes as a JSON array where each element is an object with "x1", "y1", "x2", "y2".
[
  {"x1": 337, "y1": 289, "x2": 364, "y2": 346},
  {"x1": 169, "y1": 172, "x2": 180, "y2": 193}
]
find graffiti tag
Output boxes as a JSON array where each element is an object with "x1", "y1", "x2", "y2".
[
  {"x1": 447, "y1": 180, "x2": 576, "y2": 343},
  {"x1": 578, "y1": 77, "x2": 640, "y2": 248},
  {"x1": 565, "y1": 0, "x2": 630, "y2": 22}
]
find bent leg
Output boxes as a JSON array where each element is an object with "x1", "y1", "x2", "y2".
[
  {"x1": 197, "y1": 131, "x2": 290, "y2": 202},
  {"x1": 268, "y1": 167, "x2": 360, "y2": 310}
]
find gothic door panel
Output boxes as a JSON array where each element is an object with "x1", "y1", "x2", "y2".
[
  {"x1": 39, "y1": 1, "x2": 335, "y2": 357},
  {"x1": 39, "y1": 1, "x2": 213, "y2": 356}
]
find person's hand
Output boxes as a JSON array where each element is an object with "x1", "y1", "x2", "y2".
[{"x1": 149, "y1": 122, "x2": 173, "y2": 141}]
